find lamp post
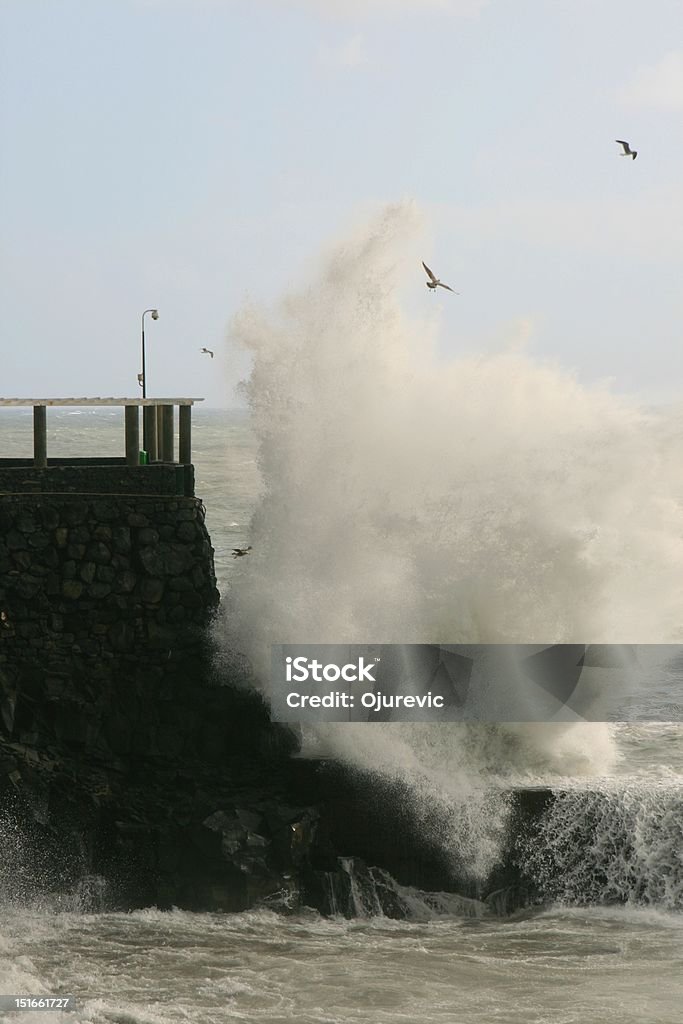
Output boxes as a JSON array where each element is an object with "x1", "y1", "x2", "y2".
[{"x1": 140, "y1": 308, "x2": 159, "y2": 399}]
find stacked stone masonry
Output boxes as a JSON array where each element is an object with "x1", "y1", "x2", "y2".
[{"x1": 0, "y1": 493, "x2": 219, "y2": 709}]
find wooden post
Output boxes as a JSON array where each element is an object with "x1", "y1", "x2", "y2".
[
  {"x1": 161, "y1": 404, "x2": 174, "y2": 462},
  {"x1": 124, "y1": 405, "x2": 139, "y2": 466},
  {"x1": 156, "y1": 405, "x2": 164, "y2": 458},
  {"x1": 33, "y1": 405, "x2": 47, "y2": 468},
  {"x1": 143, "y1": 405, "x2": 158, "y2": 461},
  {"x1": 179, "y1": 405, "x2": 191, "y2": 465}
]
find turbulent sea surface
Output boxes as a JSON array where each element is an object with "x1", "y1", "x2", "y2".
[{"x1": 1, "y1": 407, "x2": 682, "y2": 1023}]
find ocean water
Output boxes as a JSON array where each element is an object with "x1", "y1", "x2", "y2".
[
  {"x1": 1, "y1": 406, "x2": 682, "y2": 1024},
  {"x1": 2, "y1": 205, "x2": 683, "y2": 1021}
]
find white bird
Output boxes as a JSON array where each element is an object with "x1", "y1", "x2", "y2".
[
  {"x1": 616, "y1": 139, "x2": 637, "y2": 160},
  {"x1": 422, "y1": 261, "x2": 458, "y2": 293},
  {"x1": 200, "y1": 347, "x2": 214, "y2": 358}
]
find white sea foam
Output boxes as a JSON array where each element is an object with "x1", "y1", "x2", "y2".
[
  {"x1": 228, "y1": 202, "x2": 683, "y2": 655},
  {"x1": 221, "y1": 200, "x2": 683, "y2": 874}
]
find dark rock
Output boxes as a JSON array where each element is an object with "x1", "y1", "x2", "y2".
[
  {"x1": 12, "y1": 551, "x2": 32, "y2": 570},
  {"x1": 169, "y1": 576, "x2": 193, "y2": 592},
  {"x1": 28, "y1": 532, "x2": 50, "y2": 550},
  {"x1": 39, "y1": 508, "x2": 60, "y2": 530},
  {"x1": 138, "y1": 528, "x2": 159, "y2": 547},
  {"x1": 80, "y1": 562, "x2": 97, "y2": 584},
  {"x1": 164, "y1": 549, "x2": 193, "y2": 575},
  {"x1": 177, "y1": 522, "x2": 197, "y2": 543},
  {"x1": 1, "y1": 695, "x2": 16, "y2": 734},
  {"x1": 16, "y1": 575, "x2": 42, "y2": 600},
  {"x1": 139, "y1": 547, "x2": 164, "y2": 575},
  {"x1": 7, "y1": 530, "x2": 27, "y2": 551},
  {"x1": 140, "y1": 578, "x2": 164, "y2": 603},
  {"x1": 28, "y1": 563, "x2": 50, "y2": 578},
  {"x1": 61, "y1": 580, "x2": 84, "y2": 600},
  {"x1": 87, "y1": 542, "x2": 112, "y2": 565},
  {"x1": 65, "y1": 502, "x2": 88, "y2": 526},
  {"x1": 108, "y1": 620, "x2": 134, "y2": 651},
  {"x1": 112, "y1": 527, "x2": 131, "y2": 554},
  {"x1": 92, "y1": 500, "x2": 121, "y2": 522},
  {"x1": 115, "y1": 570, "x2": 137, "y2": 594}
]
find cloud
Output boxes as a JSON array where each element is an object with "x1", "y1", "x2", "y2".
[
  {"x1": 620, "y1": 50, "x2": 683, "y2": 110},
  {"x1": 317, "y1": 33, "x2": 368, "y2": 69},
  {"x1": 139, "y1": 0, "x2": 489, "y2": 12},
  {"x1": 298, "y1": 0, "x2": 487, "y2": 13},
  {"x1": 433, "y1": 187, "x2": 683, "y2": 262}
]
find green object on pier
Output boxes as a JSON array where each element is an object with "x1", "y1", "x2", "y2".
[{"x1": 139, "y1": 450, "x2": 149, "y2": 465}]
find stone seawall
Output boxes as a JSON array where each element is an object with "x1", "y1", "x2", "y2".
[
  {"x1": 0, "y1": 485, "x2": 603, "y2": 918},
  {"x1": 0, "y1": 492, "x2": 218, "y2": 714},
  {"x1": 0, "y1": 484, "x2": 313, "y2": 912},
  {"x1": 0, "y1": 462, "x2": 193, "y2": 496}
]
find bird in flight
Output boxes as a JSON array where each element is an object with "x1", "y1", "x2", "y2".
[
  {"x1": 422, "y1": 261, "x2": 458, "y2": 293},
  {"x1": 616, "y1": 139, "x2": 637, "y2": 160},
  {"x1": 232, "y1": 545, "x2": 252, "y2": 558},
  {"x1": 200, "y1": 347, "x2": 214, "y2": 358}
]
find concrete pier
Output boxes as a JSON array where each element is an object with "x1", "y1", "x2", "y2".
[{"x1": 0, "y1": 397, "x2": 201, "y2": 470}]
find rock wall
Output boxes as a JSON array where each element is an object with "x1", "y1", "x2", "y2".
[
  {"x1": 0, "y1": 491, "x2": 218, "y2": 712},
  {"x1": 0, "y1": 486, "x2": 319, "y2": 912},
  {"x1": 0, "y1": 487, "x2": 557, "y2": 918},
  {"x1": 0, "y1": 462, "x2": 192, "y2": 496}
]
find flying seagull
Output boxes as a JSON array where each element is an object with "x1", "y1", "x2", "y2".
[
  {"x1": 616, "y1": 139, "x2": 637, "y2": 160},
  {"x1": 422, "y1": 261, "x2": 458, "y2": 293},
  {"x1": 200, "y1": 347, "x2": 214, "y2": 358},
  {"x1": 232, "y1": 545, "x2": 252, "y2": 558}
]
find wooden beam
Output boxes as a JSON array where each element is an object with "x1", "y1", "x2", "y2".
[
  {"x1": 0, "y1": 397, "x2": 203, "y2": 407},
  {"x1": 143, "y1": 405, "x2": 158, "y2": 461},
  {"x1": 179, "y1": 404, "x2": 192, "y2": 465},
  {"x1": 33, "y1": 405, "x2": 47, "y2": 468},
  {"x1": 124, "y1": 405, "x2": 139, "y2": 466},
  {"x1": 160, "y1": 405, "x2": 174, "y2": 462}
]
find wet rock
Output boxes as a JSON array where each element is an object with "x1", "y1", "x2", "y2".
[
  {"x1": 16, "y1": 575, "x2": 41, "y2": 599},
  {"x1": 137, "y1": 528, "x2": 159, "y2": 547},
  {"x1": 87, "y1": 542, "x2": 112, "y2": 565},
  {"x1": 80, "y1": 562, "x2": 97, "y2": 584},
  {"x1": 115, "y1": 570, "x2": 137, "y2": 594},
  {"x1": 139, "y1": 547, "x2": 164, "y2": 575},
  {"x1": 140, "y1": 578, "x2": 164, "y2": 603},
  {"x1": 112, "y1": 526, "x2": 131, "y2": 554}
]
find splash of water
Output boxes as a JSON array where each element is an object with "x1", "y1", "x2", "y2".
[
  {"x1": 521, "y1": 782, "x2": 683, "y2": 910},
  {"x1": 223, "y1": 201, "x2": 683, "y2": 876}
]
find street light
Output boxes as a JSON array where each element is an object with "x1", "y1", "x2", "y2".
[{"x1": 140, "y1": 308, "x2": 159, "y2": 399}]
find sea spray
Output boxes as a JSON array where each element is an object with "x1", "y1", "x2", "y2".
[
  {"x1": 520, "y1": 781, "x2": 683, "y2": 910},
  {"x1": 221, "y1": 200, "x2": 683, "y2": 875}
]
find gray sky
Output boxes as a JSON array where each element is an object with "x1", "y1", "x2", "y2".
[{"x1": 2, "y1": 0, "x2": 683, "y2": 407}]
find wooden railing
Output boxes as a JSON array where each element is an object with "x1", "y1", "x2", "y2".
[{"x1": 0, "y1": 398, "x2": 203, "y2": 467}]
